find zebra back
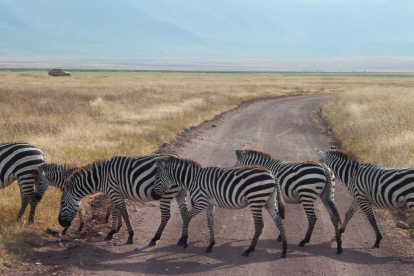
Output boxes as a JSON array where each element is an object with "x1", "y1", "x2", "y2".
[{"x1": 156, "y1": 155, "x2": 278, "y2": 209}]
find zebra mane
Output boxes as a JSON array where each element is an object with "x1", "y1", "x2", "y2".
[
  {"x1": 165, "y1": 155, "x2": 201, "y2": 168},
  {"x1": 42, "y1": 163, "x2": 79, "y2": 174},
  {"x1": 330, "y1": 150, "x2": 360, "y2": 164},
  {"x1": 70, "y1": 159, "x2": 108, "y2": 178},
  {"x1": 243, "y1": 149, "x2": 272, "y2": 160}
]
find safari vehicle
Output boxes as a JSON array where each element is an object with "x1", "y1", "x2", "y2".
[{"x1": 48, "y1": 68, "x2": 71, "y2": 76}]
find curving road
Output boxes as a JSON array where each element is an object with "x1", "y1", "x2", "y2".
[{"x1": 25, "y1": 94, "x2": 414, "y2": 276}]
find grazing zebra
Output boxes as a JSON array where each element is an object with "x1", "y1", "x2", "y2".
[
  {"x1": 153, "y1": 155, "x2": 288, "y2": 258},
  {"x1": 317, "y1": 146, "x2": 414, "y2": 248},
  {"x1": 0, "y1": 142, "x2": 45, "y2": 224},
  {"x1": 34, "y1": 163, "x2": 121, "y2": 235},
  {"x1": 58, "y1": 155, "x2": 188, "y2": 245},
  {"x1": 234, "y1": 149, "x2": 343, "y2": 254}
]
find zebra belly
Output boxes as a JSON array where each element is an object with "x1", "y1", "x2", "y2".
[
  {"x1": 0, "y1": 174, "x2": 17, "y2": 189},
  {"x1": 210, "y1": 197, "x2": 249, "y2": 209}
]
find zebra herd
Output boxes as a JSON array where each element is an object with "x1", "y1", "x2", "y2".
[{"x1": 1, "y1": 142, "x2": 414, "y2": 258}]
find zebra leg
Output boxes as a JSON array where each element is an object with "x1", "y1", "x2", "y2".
[
  {"x1": 105, "y1": 199, "x2": 133, "y2": 244},
  {"x1": 180, "y1": 202, "x2": 207, "y2": 249},
  {"x1": 149, "y1": 189, "x2": 188, "y2": 247},
  {"x1": 176, "y1": 189, "x2": 189, "y2": 246},
  {"x1": 27, "y1": 193, "x2": 39, "y2": 224},
  {"x1": 358, "y1": 199, "x2": 382, "y2": 248},
  {"x1": 341, "y1": 199, "x2": 359, "y2": 233},
  {"x1": 148, "y1": 199, "x2": 172, "y2": 247},
  {"x1": 105, "y1": 206, "x2": 120, "y2": 240},
  {"x1": 242, "y1": 205, "x2": 264, "y2": 257},
  {"x1": 265, "y1": 198, "x2": 288, "y2": 258},
  {"x1": 320, "y1": 196, "x2": 343, "y2": 254},
  {"x1": 205, "y1": 205, "x2": 216, "y2": 253},
  {"x1": 17, "y1": 194, "x2": 30, "y2": 222},
  {"x1": 298, "y1": 200, "x2": 317, "y2": 247}
]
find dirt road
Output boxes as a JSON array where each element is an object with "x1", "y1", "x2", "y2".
[{"x1": 18, "y1": 94, "x2": 413, "y2": 275}]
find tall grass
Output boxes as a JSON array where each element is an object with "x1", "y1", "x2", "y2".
[
  {"x1": 1, "y1": 71, "x2": 414, "y2": 269},
  {"x1": 321, "y1": 84, "x2": 414, "y2": 167}
]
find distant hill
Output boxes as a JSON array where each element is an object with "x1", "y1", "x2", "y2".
[{"x1": 1, "y1": 0, "x2": 413, "y2": 66}]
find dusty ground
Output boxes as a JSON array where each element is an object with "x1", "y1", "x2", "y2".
[{"x1": 8, "y1": 94, "x2": 414, "y2": 275}]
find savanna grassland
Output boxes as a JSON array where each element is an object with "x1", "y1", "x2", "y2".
[{"x1": 1, "y1": 70, "x2": 414, "y2": 269}]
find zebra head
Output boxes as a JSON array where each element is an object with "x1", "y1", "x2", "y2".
[
  {"x1": 34, "y1": 165, "x2": 49, "y2": 201},
  {"x1": 234, "y1": 149, "x2": 271, "y2": 167},
  {"x1": 58, "y1": 182, "x2": 81, "y2": 228},
  {"x1": 154, "y1": 156, "x2": 177, "y2": 199},
  {"x1": 316, "y1": 146, "x2": 337, "y2": 162}
]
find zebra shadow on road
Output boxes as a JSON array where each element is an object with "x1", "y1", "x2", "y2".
[{"x1": 23, "y1": 237, "x2": 412, "y2": 275}]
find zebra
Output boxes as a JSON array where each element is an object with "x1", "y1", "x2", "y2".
[
  {"x1": 234, "y1": 149, "x2": 343, "y2": 254},
  {"x1": 0, "y1": 142, "x2": 45, "y2": 224},
  {"x1": 316, "y1": 146, "x2": 414, "y2": 248},
  {"x1": 34, "y1": 163, "x2": 121, "y2": 235},
  {"x1": 153, "y1": 155, "x2": 288, "y2": 258},
  {"x1": 58, "y1": 155, "x2": 188, "y2": 245}
]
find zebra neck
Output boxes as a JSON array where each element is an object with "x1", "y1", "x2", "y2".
[
  {"x1": 329, "y1": 158, "x2": 359, "y2": 186},
  {"x1": 266, "y1": 159, "x2": 284, "y2": 172},
  {"x1": 71, "y1": 163, "x2": 106, "y2": 196}
]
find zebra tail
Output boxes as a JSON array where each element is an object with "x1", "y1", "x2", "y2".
[
  {"x1": 276, "y1": 179, "x2": 286, "y2": 220},
  {"x1": 320, "y1": 168, "x2": 343, "y2": 228}
]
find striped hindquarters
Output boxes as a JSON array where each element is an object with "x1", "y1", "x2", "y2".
[{"x1": 0, "y1": 142, "x2": 45, "y2": 188}]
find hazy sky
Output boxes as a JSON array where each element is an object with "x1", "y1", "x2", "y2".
[{"x1": 1, "y1": 0, "x2": 414, "y2": 70}]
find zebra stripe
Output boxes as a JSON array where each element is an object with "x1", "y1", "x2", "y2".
[
  {"x1": 317, "y1": 146, "x2": 414, "y2": 248},
  {"x1": 0, "y1": 142, "x2": 45, "y2": 223},
  {"x1": 154, "y1": 155, "x2": 288, "y2": 258},
  {"x1": 35, "y1": 163, "x2": 121, "y2": 235},
  {"x1": 234, "y1": 149, "x2": 343, "y2": 254},
  {"x1": 58, "y1": 155, "x2": 188, "y2": 246}
]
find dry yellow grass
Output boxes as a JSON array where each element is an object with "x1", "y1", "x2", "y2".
[
  {"x1": 321, "y1": 83, "x2": 414, "y2": 167},
  {"x1": 1, "y1": 71, "x2": 413, "y2": 269}
]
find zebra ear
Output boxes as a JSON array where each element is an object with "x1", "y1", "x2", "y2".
[
  {"x1": 316, "y1": 149, "x2": 326, "y2": 159},
  {"x1": 330, "y1": 146, "x2": 337, "y2": 152},
  {"x1": 156, "y1": 157, "x2": 167, "y2": 170},
  {"x1": 235, "y1": 149, "x2": 244, "y2": 160}
]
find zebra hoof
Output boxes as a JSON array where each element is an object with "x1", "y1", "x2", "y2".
[
  {"x1": 104, "y1": 235, "x2": 113, "y2": 241},
  {"x1": 280, "y1": 253, "x2": 286, "y2": 258},
  {"x1": 372, "y1": 243, "x2": 380, "y2": 249},
  {"x1": 125, "y1": 239, "x2": 133, "y2": 245},
  {"x1": 205, "y1": 248, "x2": 212, "y2": 253},
  {"x1": 241, "y1": 251, "x2": 249, "y2": 257},
  {"x1": 148, "y1": 240, "x2": 157, "y2": 247},
  {"x1": 337, "y1": 248, "x2": 343, "y2": 254},
  {"x1": 298, "y1": 241, "x2": 307, "y2": 247},
  {"x1": 183, "y1": 243, "x2": 189, "y2": 249},
  {"x1": 276, "y1": 235, "x2": 282, "y2": 242},
  {"x1": 177, "y1": 239, "x2": 184, "y2": 246}
]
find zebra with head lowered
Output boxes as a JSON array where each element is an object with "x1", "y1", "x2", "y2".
[
  {"x1": 0, "y1": 142, "x2": 45, "y2": 224},
  {"x1": 34, "y1": 163, "x2": 121, "y2": 235},
  {"x1": 58, "y1": 155, "x2": 188, "y2": 245},
  {"x1": 234, "y1": 149, "x2": 343, "y2": 254},
  {"x1": 317, "y1": 146, "x2": 414, "y2": 248},
  {"x1": 153, "y1": 155, "x2": 288, "y2": 258}
]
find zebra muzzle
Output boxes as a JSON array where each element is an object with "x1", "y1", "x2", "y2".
[
  {"x1": 58, "y1": 214, "x2": 72, "y2": 228},
  {"x1": 34, "y1": 193, "x2": 43, "y2": 201}
]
